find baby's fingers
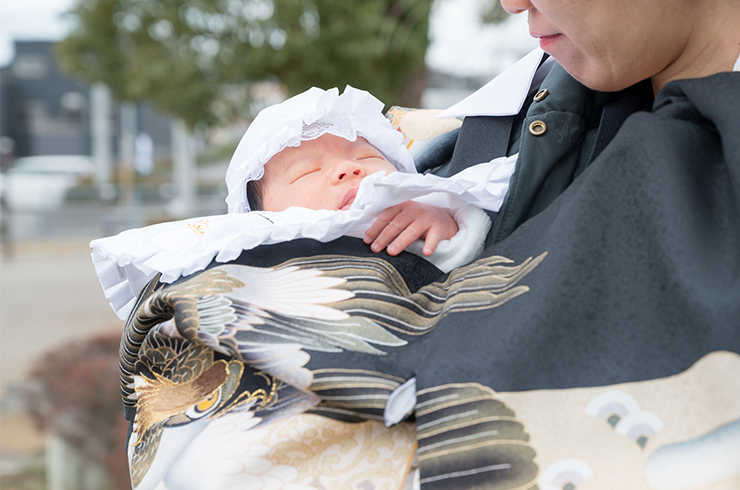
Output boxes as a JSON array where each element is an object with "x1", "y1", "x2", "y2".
[
  {"x1": 422, "y1": 229, "x2": 442, "y2": 256},
  {"x1": 364, "y1": 206, "x2": 411, "y2": 252},
  {"x1": 364, "y1": 207, "x2": 401, "y2": 245},
  {"x1": 386, "y1": 222, "x2": 427, "y2": 256}
]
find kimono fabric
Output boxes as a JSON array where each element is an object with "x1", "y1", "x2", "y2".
[{"x1": 120, "y1": 73, "x2": 740, "y2": 490}]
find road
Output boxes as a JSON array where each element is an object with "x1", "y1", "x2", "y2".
[
  {"x1": 0, "y1": 179, "x2": 226, "y2": 470},
  {"x1": 0, "y1": 238, "x2": 123, "y2": 465},
  {"x1": 0, "y1": 238, "x2": 123, "y2": 391}
]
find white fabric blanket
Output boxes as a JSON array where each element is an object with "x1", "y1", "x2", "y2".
[{"x1": 91, "y1": 155, "x2": 517, "y2": 320}]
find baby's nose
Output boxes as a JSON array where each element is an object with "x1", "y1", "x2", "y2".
[{"x1": 331, "y1": 162, "x2": 366, "y2": 184}]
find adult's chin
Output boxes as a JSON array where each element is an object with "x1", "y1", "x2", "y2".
[
  {"x1": 551, "y1": 50, "x2": 632, "y2": 93},
  {"x1": 540, "y1": 38, "x2": 621, "y2": 92}
]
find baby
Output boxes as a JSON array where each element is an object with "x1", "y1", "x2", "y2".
[
  {"x1": 249, "y1": 133, "x2": 458, "y2": 257},
  {"x1": 92, "y1": 86, "x2": 512, "y2": 321},
  {"x1": 225, "y1": 86, "x2": 466, "y2": 258}
]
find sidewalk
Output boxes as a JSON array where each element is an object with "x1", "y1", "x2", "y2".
[{"x1": 0, "y1": 238, "x2": 123, "y2": 473}]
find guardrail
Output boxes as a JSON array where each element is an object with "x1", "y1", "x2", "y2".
[{"x1": 1, "y1": 183, "x2": 228, "y2": 242}]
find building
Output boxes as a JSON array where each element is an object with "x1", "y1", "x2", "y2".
[{"x1": 0, "y1": 40, "x2": 172, "y2": 171}]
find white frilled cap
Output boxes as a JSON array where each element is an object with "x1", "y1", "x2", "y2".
[{"x1": 225, "y1": 85, "x2": 417, "y2": 213}]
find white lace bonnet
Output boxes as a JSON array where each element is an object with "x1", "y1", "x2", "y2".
[{"x1": 225, "y1": 85, "x2": 417, "y2": 213}]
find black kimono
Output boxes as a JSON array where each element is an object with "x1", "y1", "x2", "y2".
[{"x1": 121, "y1": 71, "x2": 740, "y2": 490}]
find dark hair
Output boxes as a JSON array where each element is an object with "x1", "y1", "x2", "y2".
[{"x1": 246, "y1": 178, "x2": 264, "y2": 211}]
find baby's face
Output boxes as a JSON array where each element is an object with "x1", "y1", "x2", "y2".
[{"x1": 260, "y1": 133, "x2": 397, "y2": 212}]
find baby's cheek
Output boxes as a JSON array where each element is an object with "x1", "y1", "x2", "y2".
[{"x1": 262, "y1": 194, "x2": 286, "y2": 212}]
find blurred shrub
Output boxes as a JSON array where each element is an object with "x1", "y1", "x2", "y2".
[
  {"x1": 57, "y1": 0, "x2": 434, "y2": 129},
  {"x1": 25, "y1": 333, "x2": 130, "y2": 490}
]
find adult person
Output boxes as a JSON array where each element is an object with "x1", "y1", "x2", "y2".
[
  {"x1": 109, "y1": 1, "x2": 740, "y2": 487},
  {"x1": 442, "y1": 0, "x2": 740, "y2": 246},
  {"x1": 383, "y1": 0, "x2": 739, "y2": 487}
]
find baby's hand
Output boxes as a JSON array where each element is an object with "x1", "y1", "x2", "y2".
[{"x1": 364, "y1": 201, "x2": 459, "y2": 256}]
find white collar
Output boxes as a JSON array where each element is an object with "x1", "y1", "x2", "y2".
[
  {"x1": 440, "y1": 49, "x2": 739, "y2": 120},
  {"x1": 437, "y1": 48, "x2": 547, "y2": 118}
]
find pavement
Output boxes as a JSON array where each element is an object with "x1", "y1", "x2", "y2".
[
  {"x1": 0, "y1": 176, "x2": 227, "y2": 479},
  {"x1": 0, "y1": 237, "x2": 123, "y2": 470}
]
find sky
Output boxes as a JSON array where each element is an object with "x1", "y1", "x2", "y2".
[
  {"x1": 427, "y1": 0, "x2": 536, "y2": 77},
  {"x1": 0, "y1": 0, "x2": 77, "y2": 66},
  {"x1": 0, "y1": 0, "x2": 537, "y2": 78}
]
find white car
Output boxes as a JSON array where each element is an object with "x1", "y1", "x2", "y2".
[{"x1": 2, "y1": 155, "x2": 96, "y2": 212}]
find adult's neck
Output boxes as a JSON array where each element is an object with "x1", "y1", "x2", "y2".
[{"x1": 651, "y1": 0, "x2": 740, "y2": 94}]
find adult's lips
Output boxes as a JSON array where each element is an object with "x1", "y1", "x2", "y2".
[{"x1": 531, "y1": 32, "x2": 561, "y2": 50}]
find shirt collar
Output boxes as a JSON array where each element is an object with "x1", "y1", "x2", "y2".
[
  {"x1": 437, "y1": 48, "x2": 547, "y2": 119},
  {"x1": 438, "y1": 49, "x2": 739, "y2": 119}
]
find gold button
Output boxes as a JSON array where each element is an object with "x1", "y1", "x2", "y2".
[
  {"x1": 534, "y1": 88, "x2": 549, "y2": 102},
  {"x1": 529, "y1": 120, "x2": 546, "y2": 136}
]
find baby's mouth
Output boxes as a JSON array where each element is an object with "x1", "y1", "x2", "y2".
[{"x1": 339, "y1": 188, "x2": 358, "y2": 210}]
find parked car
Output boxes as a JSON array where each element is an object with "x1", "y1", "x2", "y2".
[{"x1": 2, "y1": 155, "x2": 96, "y2": 212}]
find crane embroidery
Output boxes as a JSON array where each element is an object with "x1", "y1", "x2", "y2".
[{"x1": 124, "y1": 251, "x2": 547, "y2": 488}]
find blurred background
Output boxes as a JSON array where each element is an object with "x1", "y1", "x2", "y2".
[{"x1": 0, "y1": 0, "x2": 535, "y2": 488}]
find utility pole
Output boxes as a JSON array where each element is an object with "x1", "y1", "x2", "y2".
[
  {"x1": 119, "y1": 102, "x2": 138, "y2": 227},
  {"x1": 90, "y1": 83, "x2": 116, "y2": 235},
  {"x1": 90, "y1": 83, "x2": 114, "y2": 201},
  {"x1": 170, "y1": 119, "x2": 195, "y2": 218}
]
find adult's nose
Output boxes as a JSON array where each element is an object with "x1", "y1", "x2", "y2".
[
  {"x1": 500, "y1": 0, "x2": 533, "y2": 15},
  {"x1": 330, "y1": 161, "x2": 366, "y2": 184}
]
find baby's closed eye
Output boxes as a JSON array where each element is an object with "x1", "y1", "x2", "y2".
[{"x1": 290, "y1": 168, "x2": 320, "y2": 184}]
